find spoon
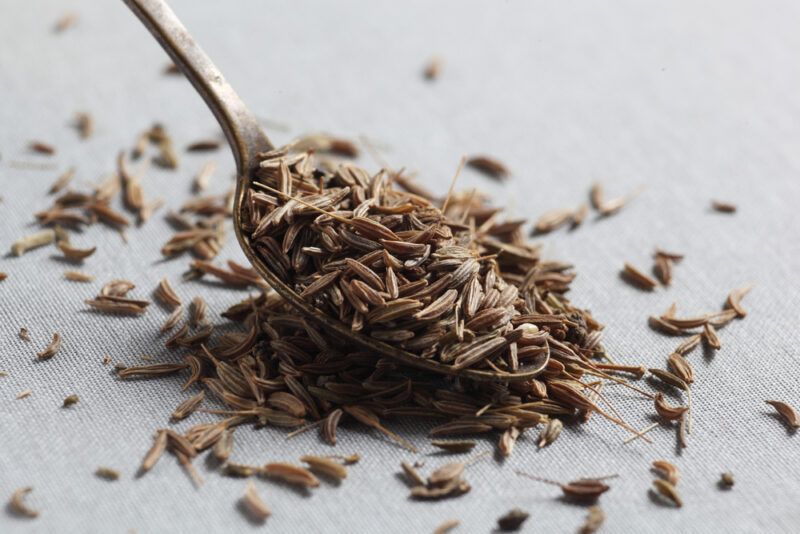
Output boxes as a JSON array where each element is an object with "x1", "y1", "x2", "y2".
[{"x1": 123, "y1": 0, "x2": 548, "y2": 382}]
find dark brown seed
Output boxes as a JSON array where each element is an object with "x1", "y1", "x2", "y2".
[
  {"x1": 95, "y1": 467, "x2": 120, "y2": 481},
  {"x1": 711, "y1": 200, "x2": 737, "y2": 213},
  {"x1": 186, "y1": 140, "x2": 221, "y2": 152},
  {"x1": 621, "y1": 263, "x2": 658, "y2": 290},
  {"x1": 720, "y1": 472, "x2": 735, "y2": 488},
  {"x1": 497, "y1": 508, "x2": 529, "y2": 531},
  {"x1": 58, "y1": 242, "x2": 96, "y2": 261},
  {"x1": 466, "y1": 155, "x2": 509, "y2": 180},
  {"x1": 652, "y1": 460, "x2": 680, "y2": 486},
  {"x1": 29, "y1": 141, "x2": 55, "y2": 155},
  {"x1": 322, "y1": 409, "x2": 343, "y2": 445},
  {"x1": 423, "y1": 57, "x2": 443, "y2": 80},
  {"x1": 171, "y1": 391, "x2": 205, "y2": 421},
  {"x1": 654, "y1": 393, "x2": 688, "y2": 421},
  {"x1": 430, "y1": 440, "x2": 476, "y2": 454},
  {"x1": 62, "y1": 394, "x2": 79, "y2": 407}
]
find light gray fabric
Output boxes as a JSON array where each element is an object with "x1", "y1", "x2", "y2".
[{"x1": 2, "y1": 1, "x2": 799, "y2": 532}]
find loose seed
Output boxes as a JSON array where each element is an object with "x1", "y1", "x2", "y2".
[
  {"x1": 765, "y1": 400, "x2": 799, "y2": 428},
  {"x1": 95, "y1": 467, "x2": 120, "y2": 481},
  {"x1": 652, "y1": 479, "x2": 682, "y2": 507},
  {"x1": 62, "y1": 394, "x2": 79, "y2": 407},
  {"x1": 9, "y1": 487, "x2": 38, "y2": 518},
  {"x1": 241, "y1": 481, "x2": 271, "y2": 522},
  {"x1": 496, "y1": 508, "x2": 529, "y2": 531}
]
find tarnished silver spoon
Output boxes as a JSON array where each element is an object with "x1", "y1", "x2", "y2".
[{"x1": 122, "y1": 0, "x2": 548, "y2": 382}]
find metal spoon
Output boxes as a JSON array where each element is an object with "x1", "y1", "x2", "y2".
[{"x1": 123, "y1": 0, "x2": 548, "y2": 382}]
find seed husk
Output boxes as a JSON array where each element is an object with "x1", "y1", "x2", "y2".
[
  {"x1": 64, "y1": 271, "x2": 95, "y2": 282},
  {"x1": 433, "y1": 519, "x2": 460, "y2": 534},
  {"x1": 11, "y1": 229, "x2": 56, "y2": 256},
  {"x1": 241, "y1": 481, "x2": 271, "y2": 522},
  {"x1": 720, "y1": 472, "x2": 734, "y2": 488},
  {"x1": 466, "y1": 155, "x2": 509, "y2": 180},
  {"x1": 496, "y1": 508, "x2": 529, "y2": 531},
  {"x1": 621, "y1": 263, "x2": 658, "y2": 290},
  {"x1": 579, "y1": 506, "x2": 605, "y2": 534},
  {"x1": 300, "y1": 455, "x2": 348, "y2": 480},
  {"x1": 652, "y1": 478, "x2": 682, "y2": 507},
  {"x1": 95, "y1": 467, "x2": 120, "y2": 481},
  {"x1": 16, "y1": 389, "x2": 33, "y2": 400},
  {"x1": 62, "y1": 394, "x2": 79, "y2": 407},
  {"x1": 765, "y1": 400, "x2": 799, "y2": 428},
  {"x1": 19, "y1": 327, "x2": 31, "y2": 341},
  {"x1": 36, "y1": 332, "x2": 62, "y2": 361},
  {"x1": 431, "y1": 440, "x2": 476, "y2": 454},
  {"x1": 711, "y1": 200, "x2": 737, "y2": 213},
  {"x1": 652, "y1": 460, "x2": 680, "y2": 486},
  {"x1": 537, "y1": 418, "x2": 562, "y2": 448},
  {"x1": 9, "y1": 487, "x2": 38, "y2": 518},
  {"x1": 262, "y1": 462, "x2": 320, "y2": 488}
]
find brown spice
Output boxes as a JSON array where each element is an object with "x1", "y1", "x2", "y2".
[
  {"x1": 300, "y1": 455, "x2": 348, "y2": 480},
  {"x1": 241, "y1": 481, "x2": 271, "y2": 522},
  {"x1": 720, "y1": 472, "x2": 735, "y2": 488},
  {"x1": 423, "y1": 57, "x2": 443, "y2": 80},
  {"x1": 49, "y1": 167, "x2": 75, "y2": 194},
  {"x1": 62, "y1": 394, "x2": 80, "y2": 407},
  {"x1": 433, "y1": 519, "x2": 460, "y2": 534},
  {"x1": 11, "y1": 229, "x2": 56, "y2": 256},
  {"x1": 466, "y1": 155, "x2": 509, "y2": 180},
  {"x1": 579, "y1": 506, "x2": 605, "y2": 534},
  {"x1": 262, "y1": 462, "x2": 320, "y2": 488},
  {"x1": 431, "y1": 440, "x2": 476, "y2": 454},
  {"x1": 765, "y1": 400, "x2": 799, "y2": 429},
  {"x1": 652, "y1": 479, "x2": 682, "y2": 507},
  {"x1": 95, "y1": 467, "x2": 120, "y2": 481},
  {"x1": 621, "y1": 263, "x2": 658, "y2": 290},
  {"x1": 9, "y1": 487, "x2": 38, "y2": 518},
  {"x1": 64, "y1": 271, "x2": 95, "y2": 282},
  {"x1": 537, "y1": 419, "x2": 562, "y2": 448},
  {"x1": 496, "y1": 508, "x2": 529, "y2": 531},
  {"x1": 29, "y1": 141, "x2": 55, "y2": 155},
  {"x1": 711, "y1": 200, "x2": 737, "y2": 213},
  {"x1": 36, "y1": 332, "x2": 62, "y2": 361},
  {"x1": 651, "y1": 460, "x2": 680, "y2": 486}
]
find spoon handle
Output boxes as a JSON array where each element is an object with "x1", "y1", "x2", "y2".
[{"x1": 122, "y1": 0, "x2": 273, "y2": 174}]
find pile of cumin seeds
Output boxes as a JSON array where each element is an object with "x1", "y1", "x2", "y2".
[{"x1": 238, "y1": 146, "x2": 609, "y2": 376}]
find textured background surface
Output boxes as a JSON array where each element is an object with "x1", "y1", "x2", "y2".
[{"x1": 1, "y1": 1, "x2": 799, "y2": 533}]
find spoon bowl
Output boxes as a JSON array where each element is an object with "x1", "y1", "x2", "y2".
[{"x1": 123, "y1": 0, "x2": 549, "y2": 382}]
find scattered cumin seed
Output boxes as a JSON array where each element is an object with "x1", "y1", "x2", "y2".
[
  {"x1": 651, "y1": 460, "x2": 680, "y2": 486},
  {"x1": 16, "y1": 389, "x2": 32, "y2": 400},
  {"x1": 654, "y1": 393, "x2": 688, "y2": 421},
  {"x1": 49, "y1": 167, "x2": 75, "y2": 194},
  {"x1": 579, "y1": 506, "x2": 605, "y2": 534},
  {"x1": 430, "y1": 440, "x2": 476, "y2": 454},
  {"x1": 186, "y1": 140, "x2": 220, "y2": 152},
  {"x1": 163, "y1": 63, "x2": 181, "y2": 75},
  {"x1": 401, "y1": 461, "x2": 426, "y2": 487},
  {"x1": 433, "y1": 519, "x2": 460, "y2": 534},
  {"x1": 466, "y1": 155, "x2": 509, "y2": 181},
  {"x1": 241, "y1": 481, "x2": 271, "y2": 522},
  {"x1": 711, "y1": 200, "x2": 737, "y2": 213},
  {"x1": 0, "y1": 272, "x2": 6, "y2": 282},
  {"x1": 652, "y1": 479, "x2": 682, "y2": 507},
  {"x1": 193, "y1": 161, "x2": 216, "y2": 193},
  {"x1": 725, "y1": 285, "x2": 753, "y2": 317},
  {"x1": 224, "y1": 463, "x2": 259, "y2": 478},
  {"x1": 53, "y1": 12, "x2": 78, "y2": 32},
  {"x1": 74, "y1": 112, "x2": 93, "y2": 139},
  {"x1": 139, "y1": 430, "x2": 168, "y2": 474},
  {"x1": 496, "y1": 508, "x2": 529, "y2": 531},
  {"x1": 36, "y1": 332, "x2": 62, "y2": 360},
  {"x1": 423, "y1": 57, "x2": 443, "y2": 81},
  {"x1": 300, "y1": 455, "x2": 348, "y2": 480},
  {"x1": 537, "y1": 419, "x2": 563, "y2": 448},
  {"x1": 11, "y1": 229, "x2": 56, "y2": 256},
  {"x1": 261, "y1": 463, "x2": 320, "y2": 488},
  {"x1": 64, "y1": 271, "x2": 95, "y2": 282},
  {"x1": 516, "y1": 472, "x2": 614, "y2": 503},
  {"x1": 765, "y1": 400, "x2": 799, "y2": 429},
  {"x1": 720, "y1": 472, "x2": 734, "y2": 488},
  {"x1": 621, "y1": 263, "x2": 658, "y2": 290},
  {"x1": 62, "y1": 394, "x2": 79, "y2": 407},
  {"x1": 9, "y1": 487, "x2": 38, "y2": 518},
  {"x1": 212, "y1": 430, "x2": 234, "y2": 462},
  {"x1": 58, "y1": 242, "x2": 97, "y2": 261},
  {"x1": 171, "y1": 391, "x2": 205, "y2": 421},
  {"x1": 95, "y1": 467, "x2": 120, "y2": 481},
  {"x1": 29, "y1": 141, "x2": 55, "y2": 155}
]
